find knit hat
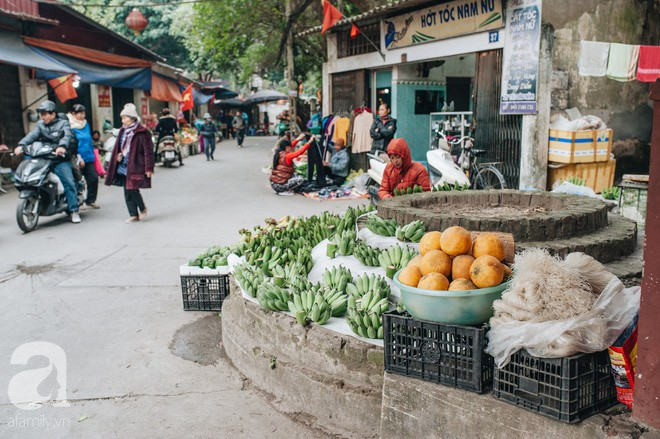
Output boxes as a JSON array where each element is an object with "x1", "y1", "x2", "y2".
[
  {"x1": 120, "y1": 103, "x2": 139, "y2": 120},
  {"x1": 203, "y1": 113, "x2": 212, "y2": 119}
]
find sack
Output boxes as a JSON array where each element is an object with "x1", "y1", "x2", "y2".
[{"x1": 93, "y1": 148, "x2": 106, "y2": 177}]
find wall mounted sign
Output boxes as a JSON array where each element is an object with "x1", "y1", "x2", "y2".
[
  {"x1": 383, "y1": 0, "x2": 503, "y2": 50},
  {"x1": 500, "y1": 0, "x2": 542, "y2": 114}
]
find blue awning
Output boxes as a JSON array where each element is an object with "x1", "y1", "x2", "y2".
[
  {"x1": 0, "y1": 30, "x2": 76, "y2": 75},
  {"x1": 34, "y1": 48, "x2": 151, "y2": 90}
]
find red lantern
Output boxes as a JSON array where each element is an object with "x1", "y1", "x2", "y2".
[{"x1": 125, "y1": 8, "x2": 148, "y2": 35}]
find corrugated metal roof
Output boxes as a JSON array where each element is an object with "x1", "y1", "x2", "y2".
[{"x1": 297, "y1": 0, "x2": 438, "y2": 37}]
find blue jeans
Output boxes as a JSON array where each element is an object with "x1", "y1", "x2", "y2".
[{"x1": 52, "y1": 161, "x2": 79, "y2": 213}]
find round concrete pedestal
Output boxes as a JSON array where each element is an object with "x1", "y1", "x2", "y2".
[{"x1": 221, "y1": 278, "x2": 384, "y2": 438}]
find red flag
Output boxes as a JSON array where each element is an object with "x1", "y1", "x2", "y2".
[
  {"x1": 350, "y1": 23, "x2": 360, "y2": 39},
  {"x1": 181, "y1": 83, "x2": 194, "y2": 111},
  {"x1": 321, "y1": 0, "x2": 343, "y2": 35},
  {"x1": 48, "y1": 74, "x2": 77, "y2": 104}
]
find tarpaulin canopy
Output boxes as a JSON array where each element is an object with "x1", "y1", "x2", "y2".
[
  {"x1": 193, "y1": 89, "x2": 216, "y2": 106},
  {"x1": 0, "y1": 30, "x2": 76, "y2": 75},
  {"x1": 150, "y1": 73, "x2": 182, "y2": 102},
  {"x1": 244, "y1": 89, "x2": 288, "y2": 104},
  {"x1": 33, "y1": 49, "x2": 151, "y2": 90},
  {"x1": 23, "y1": 36, "x2": 152, "y2": 68}
]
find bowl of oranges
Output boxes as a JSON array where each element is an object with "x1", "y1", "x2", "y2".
[{"x1": 393, "y1": 226, "x2": 512, "y2": 325}]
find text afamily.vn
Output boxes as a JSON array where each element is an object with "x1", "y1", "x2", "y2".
[{"x1": 4, "y1": 414, "x2": 71, "y2": 431}]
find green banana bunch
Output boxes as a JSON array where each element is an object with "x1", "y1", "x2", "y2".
[
  {"x1": 295, "y1": 247, "x2": 313, "y2": 274},
  {"x1": 233, "y1": 263, "x2": 265, "y2": 298},
  {"x1": 256, "y1": 282, "x2": 291, "y2": 312},
  {"x1": 345, "y1": 292, "x2": 390, "y2": 339},
  {"x1": 270, "y1": 262, "x2": 305, "y2": 287},
  {"x1": 321, "y1": 287, "x2": 349, "y2": 317},
  {"x1": 345, "y1": 272, "x2": 390, "y2": 300},
  {"x1": 432, "y1": 181, "x2": 469, "y2": 191},
  {"x1": 321, "y1": 266, "x2": 353, "y2": 293},
  {"x1": 378, "y1": 244, "x2": 417, "y2": 278},
  {"x1": 337, "y1": 229, "x2": 356, "y2": 256},
  {"x1": 353, "y1": 241, "x2": 382, "y2": 267},
  {"x1": 365, "y1": 216, "x2": 398, "y2": 237},
  {"x1": 395, "y1": 220, "x2": 427, "y2": 243},
  {"x1": 288, "y1": 290, "x2": 332, "y2": 326}
]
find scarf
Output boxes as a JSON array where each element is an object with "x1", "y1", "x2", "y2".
[
  {"x1": 67, "y1": 114, "x2": 87, "y2": 130},
  {"x1": 119, "y1": 122, "x2": 138, "y2": 156}
]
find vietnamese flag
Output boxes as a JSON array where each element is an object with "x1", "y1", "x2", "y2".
[
  {"x1": 48, "y1": 74, "x2": 77, "y2": 103},
  {"x1": 321, "y1": 0, "x2": 343, "y2": 35},
  {"x1": 350, "y1": 23, "x2": 361, "y2": 39},
  {"x1": 181, "y1": 83, "x2": 194, "y2": 111}
]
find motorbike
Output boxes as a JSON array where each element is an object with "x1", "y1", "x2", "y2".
[
  {"x1": 427, "y1": 122, "x2": 471, "y2": 189},
  {"x1": 366, "y1": 152, "x2": 387, "y2": 207},
  {"x1": 102, "y1": 128, "x2": 119, "y2": 171},
  {"x1": 14, "y1": 142, "x2": 87, "y2": 233},
  {"x1": 156, "y1": 135, "x2": 180, "y2": 167}
]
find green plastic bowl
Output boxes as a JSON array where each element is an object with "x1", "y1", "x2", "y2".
[{"x1": 393, "y1": 269, "x2": 509, "y2": 325}]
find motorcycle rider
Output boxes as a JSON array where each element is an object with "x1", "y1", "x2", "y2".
[
  {"x1": 14, "y1": 100, "x2": 81, "y2": 223},
  {"x1": 154, "y1": 108, "x2": 183, "y2": 166}
]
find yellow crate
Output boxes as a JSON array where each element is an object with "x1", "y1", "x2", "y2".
[
  {"x1": 547, "y1": 159, "x2": 616, "y2": 193},
  {"x1": 548, "y1": 129, "x2": 596, "y2": 164},
  {"x1": 595, "y1": 128, "x2": 613, "y2": 162}
]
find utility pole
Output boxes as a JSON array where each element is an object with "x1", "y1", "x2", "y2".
[{"x1": 285, "y1": 0, "x2": 299, "y2": 135}]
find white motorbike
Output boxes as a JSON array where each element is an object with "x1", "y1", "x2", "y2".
[
  {"x1": 427, "y1": 122, "x2": 471, "y2": 188},
  {"x1": 102, "y1": 128, "x2": 119, "y2": 171}
]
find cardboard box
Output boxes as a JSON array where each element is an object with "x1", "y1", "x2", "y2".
[
  {"x1": 547, "y1": 159, "x2": 616, "y2": 193},
  {"x1": 548, "y1": 129, "x2": 596, "y2": 163},
  {"x1": 595, "y1": 128, "x2": 613, "y2": 162}
]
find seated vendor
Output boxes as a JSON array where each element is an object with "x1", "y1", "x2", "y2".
[
  {"x1": 378, "y1": 138, "x2": 431, "y2": 200},
  {"x1": 270, "y1": 133, "x2": 313, "y2": 195},
  {"x1": 322, "y1": 138, "x2": 350, "y2": 186}
]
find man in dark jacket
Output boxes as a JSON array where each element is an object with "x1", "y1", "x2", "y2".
[
  {"x1": 232, "y1": 110, "x2": 246, "y2": 148},
  {"x1": 15, "y1": 100, "x2": 81, "y2": 223},
  {"x1": 154, "y1": 108, "x2": 183, "y2": 166},
  {"x1": 200, "y1": 113, "x2": 219, "y2": 161}
]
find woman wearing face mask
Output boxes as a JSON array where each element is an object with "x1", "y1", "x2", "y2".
[
  {"x1": 370, "y1": 103, "x2": 397, "y2": 155},
  {"x1": 378, "y1": 138, "x2": 430, "y2": 200},
  {"x1": 104, "y1": 103, "x2": 154, "y2": 223},
  {"x1": 68, "y1": 104, "x2": 100, "y2": 209}
]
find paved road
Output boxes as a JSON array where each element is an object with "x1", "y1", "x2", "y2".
[{"x1": 0, "y1": 136, "x2": 368, "y2": 438}]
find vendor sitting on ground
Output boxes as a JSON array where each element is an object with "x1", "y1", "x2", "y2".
[
  {"x1": 270, "y1": 132, "x2": 313, "y2": 195},
  {"x1": 322, "y1": 137, "x2": 350, "y2": 186},
  {"x1": 378, "y1": 138, "x2": 431, "y2": 200}
]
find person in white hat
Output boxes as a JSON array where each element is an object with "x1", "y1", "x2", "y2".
[
  {"x1": 199, "y1": 112, "x2": 219, "y2": 161},
  {"x1": 104, "y1": 103, "x2": 155, "y2": 223}
]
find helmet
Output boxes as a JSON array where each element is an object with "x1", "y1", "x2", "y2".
[
  {"x1": 36, "y1": 100, "x2": 57, "y2": 113},
  {"x1": 203, "y1": 113, "x2": 212, "y2": 119}
]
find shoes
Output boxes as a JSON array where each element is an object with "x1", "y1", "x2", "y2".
[
  {"x1": 125, "y1": 216, "x2": 139, "y2": 223},
  {"x1": 278, "y1": 191, "x2": 294, "y2": 196},
  {"x1": 138, "y1": 208, "x2": 148, "y2": 220},
  {"x1": 211, "y1": 155, "x2": 214, "y2": 160},
  {"x1": 179, "y1": 162, "x2": 185, "y2": 166},
  {"x1": 71, "y1": 212, "x2": 81, "y2": 223},
  {"x1": 238, "y1": 144, "x2": 243, "y2": 148},
  {"x1": 86, "y1": 203, "x2": 100, "y2": 209},
  {"x1": 207, "y1": 157, "x2": 210, "y2": 161}
]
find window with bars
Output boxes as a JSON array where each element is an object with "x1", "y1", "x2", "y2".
[{"x1": 337, "y1": 23, "x2": 381, "y2": 58}]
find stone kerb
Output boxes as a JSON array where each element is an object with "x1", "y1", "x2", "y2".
[
  {"x1": 377, "y1": 190, "x2": 609, "y2": 241},
  {"x1": 222, "y1": 278, "x2": 383, "y2": 438}
]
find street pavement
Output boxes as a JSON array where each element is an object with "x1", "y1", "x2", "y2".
[{"x1": 0, "y1": 135, "x2": 368, "y2": 438}]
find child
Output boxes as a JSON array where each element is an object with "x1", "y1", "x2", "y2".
[
  {"x1": 270, "y1": 133, "x2": 312, "y2": 194},
  {"x1": 323, "y1": 137, "x2": 350, "y2": 186}
]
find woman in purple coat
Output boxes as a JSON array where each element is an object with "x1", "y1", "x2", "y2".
[{"x1": 104, "y1": 103, "x2": 155, "y2": 223}]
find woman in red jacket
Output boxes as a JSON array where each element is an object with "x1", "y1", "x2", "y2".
[
  {"x1": 270, "y1": 133, "x2": 313, "y2": 195},
  {"x1": 378, "y1": 138, "x2": 431, "y2": 200}
]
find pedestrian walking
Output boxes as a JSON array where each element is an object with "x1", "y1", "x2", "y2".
[
  {"x1": 68, "y1": 104, "x2": 100, "y2": 209},
  {"x1": 370, "y1": 103, "x2": 397, "y2": 155},
  {"x1": 104, "y1": 103, "x2": 154, "y2": 223},
  {"x1": 232, "y1": 110, "x2": 246, "y2": 148},
  {"x1": 200, "y1": 113, "x2": 219, "y2": 161}
]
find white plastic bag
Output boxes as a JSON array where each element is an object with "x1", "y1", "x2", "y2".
[
  {"x1": 551, "y1": 181, "x2": 598, "y2": 198},
  {"x1": 485, "y1": 277, "x2": 640, "y2": 368}
]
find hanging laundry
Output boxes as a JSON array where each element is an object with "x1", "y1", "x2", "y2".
[
  {"x1": 635, "y1": 45, "x2": 660, "y2": 82},
  {"x1": 578, "y1": 41, "x2": 610, "y2": 77},
  {"x1": 606, "y1": 43, "x2": 640, "y2": 82},
  {"x1": 333, "y1": 116, "x2": 351, "y2": 145},
  {"x1": 351, "y1": 111, "x2": 374, "y2": 153}
]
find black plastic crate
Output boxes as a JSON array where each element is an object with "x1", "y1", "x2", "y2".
[
  {"x1": 493, "y1": 349, "x2": 617, "y2": 423},
  {"x1": 180, "y1": 274, "x2": 230, "y2": 311},
  {"x1": 383, "y1": 311, "x2": 493, "y2": 393}
]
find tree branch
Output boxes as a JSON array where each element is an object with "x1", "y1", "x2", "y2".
[{"x1": 275, "y1": 0, "x2": 317, "y2": 66}]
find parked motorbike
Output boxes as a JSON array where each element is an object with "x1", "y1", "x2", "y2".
[
  {"x1": 427, "y1": 122, "x2": 471, "y2": 188},
  {"x1": 156, "y1": 135, "x2": 179, "y2": 167},
  {"x1": 366, "y1": 152, "x2": 387, "y2": 207},
  {"x1": 102, "y1": 128, "x2": 119, "y2": 171},
  {"x1": 14, "y1": 142, "x2": 87, "y2": 233}
]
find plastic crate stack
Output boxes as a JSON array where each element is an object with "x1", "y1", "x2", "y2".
[{"x1": 179, "y1": 265, "x2": 230, "y2": 311}]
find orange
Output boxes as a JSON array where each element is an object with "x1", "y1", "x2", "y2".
[
  {"x1": 417, "y1": 273, "x2": 449, "y2": 290},
  {"x1": 452, "y1": 254, "x2": 475, "y2": 281},
  {"x1": 472, "y1": 233, "x2": 505, "y2": 261},
  {"x1": 419, "y1": 250, "x2": 452, "y2": 277},
  {"x1": 398, "y1": 265, "x2": 423, "y2": 287},
  {"x1": 440, "y1": 226, "x2": 473, "y2": 256},
  {"x1": 407, "y1": 254, "x2": 423, "y2": 270},
  {"x1": 502, "y1": 264, "x2": 513, "y2": 281},
  {"x1": 448, "y1": 278, "x2": 478, "y2": 291},
  {"x1": 419, "y1": 231, "x2": 442, "y2": 256},
  {"x1": 469, "y1": 255, "x2": 504, "y2": 288}
]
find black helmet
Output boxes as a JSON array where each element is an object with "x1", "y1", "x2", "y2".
[{"x1": 36, "y1": 100, "x2": 57, "y2": 113}]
